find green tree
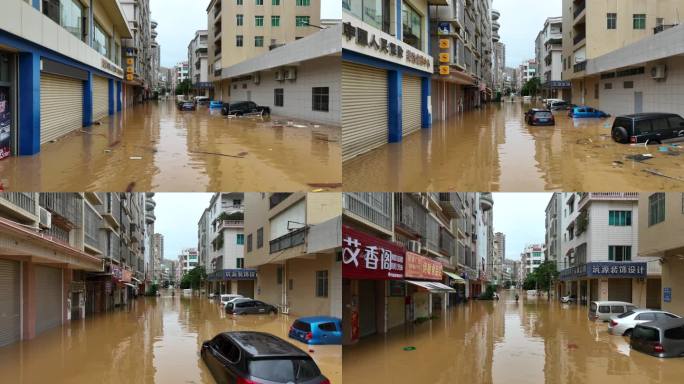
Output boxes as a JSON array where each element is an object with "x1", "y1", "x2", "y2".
[
  {"x1": 180, "y1": 266, "x2": 207, "y2": 290},
  {"x1": 521, "y1": 77, "x2": 542, "y2": 97},
  {"x1": 522, "y1": 261, "x2": 559, "y2": 297},
  {"x1": 175, "y1": 79, "x2": 192, "y2": 96}
]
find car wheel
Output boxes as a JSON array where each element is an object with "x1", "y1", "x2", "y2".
[
  {"x1": 612, "y1": 127, "x2": 628, "y2": 143},
  {"x1": 235, "y1": 112, "x2": 243, "y2": 117},
  {"x1": 624, "y1": 329, "x2": 633, "y2": 337}
]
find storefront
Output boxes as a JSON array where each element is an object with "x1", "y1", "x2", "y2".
[
  {"x1": 403, "y1": 251, "x2": 453, "y2": 321},
  {"x1": 560, "y1": 262, "x2": 653, "y2": 306},
  {"x1": 207, "y1": 268, "x2": 257, "y2": 297},
  {"x1": 542, "y1": 80, "x2": 571, "y2": 101},
  {"x1": 342, "y1": 225, "x2": 405, "y2": 344},
  {"x1": 443, "y1": 270, "x2": 467, "y2": 305},
  {"x1": 341, "y1": 12, "x2": 433, "y2": 162},
  {"x1": 0, "y1": 51, "x2": 16, "y2": 160}
]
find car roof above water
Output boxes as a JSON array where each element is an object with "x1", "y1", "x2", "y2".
[
  {"x1": 296, "y1": 316, "x2": 341, "y2": 324},
  {"x1": 637, "y1": 317, "x2": 684, "y2": 330},
  {"x1": 619, "y1": 113, "x2": 680, "y2": 120},
  {"x1": 222, "y1": 332, "x2": 310, "y2": 359}
]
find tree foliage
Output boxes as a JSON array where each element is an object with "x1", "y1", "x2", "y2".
[
  {"x1": 521, "y1": 77, "x2": 542, "y2": 97},
  {"x1": 522, "y1": 261, "x2": 559, "y2": 294},
  {"x1": 180, "y1": 266, "x2": 207, "y2": 290},
  {"x1": 175, "y1": 79, "x2": 192, "y2": 96}
]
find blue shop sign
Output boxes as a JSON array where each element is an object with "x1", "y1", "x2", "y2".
[
  {"x1": 208, "y1": 269, "x2": 257, "y2": 281},
  {"x1": 664, "y1": 287, "x2": 672, "y2": 303},
  {"x1": 560, "y1": 262, "x2": 647, "y2": 280}
]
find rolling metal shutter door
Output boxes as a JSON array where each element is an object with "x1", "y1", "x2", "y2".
[
  {"x1": 35, "y1": 266, "x2": 62, "y2": 335},
  {"x1": 608, "y1": 279, "x2": 632, "y2": 303},
  {"x1": 359, "y1": 280, "x2": 376, "y2": 337},
  {"x1": 93, "y1": 76, "x2": 109, "y2": 121},
  {"x1": 40, "y1": 74, "x2": 83, "y2": 144},
  {"x1": 342, "y1": 62, "x2": 388, "y2": 162},
  {"x1": 0, "y1": 260, "x2": 20, "y2": 347},
  {"x1": 402, "y1": 75, "x2": 422, "y2": 136}
]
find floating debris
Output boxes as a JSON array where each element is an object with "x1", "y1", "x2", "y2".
[
  {"x1": 307, "y1": 183, "x2": 342, "y2": 189},
  {"x1": 625, "y1": 154, "x2": 653, "y2": 162},
  {"x1": 643, "y1": 169, "x2": 684, "y2": 182},
  {"x1": 129, "y1": 156, "x2": 143, "y2": 160},
  {"x1": 189, "y1": 150, "x2": 247, "y2": 158},
  {"x1": 403, "y1": 346, "x2": 416, "y2": 351}
]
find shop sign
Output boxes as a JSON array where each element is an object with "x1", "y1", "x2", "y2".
[
  {"x1": 439, "y1": 66, "x2": 449, "y2": 75},
  {"x1": 437, "y1": 23, "x2": 451, "y2": 35},
  {"x1": 111, "y1": 265, "x2": 122, "y2": 281},
  {"x1": 404, "y1": 251, "x2": 442, "y2": 281},
  {"x1": 545, "y1": 80, "x2": 571, "y2": 88},
  {"x1": 101, "y1": 59, "x2": 124, "y2": 76},
  {"x1": 122, "y1": 269, "x2": 132, "y2": 283},
  {"x1": 439, "y1": 39, "x2": 450, "y2": 49},
  {"x1": 207, "y1": 269, "x2": 257, "y2": 281},
  {"x1": 0, "y1": 86, "x2": 9, "y2": 160},
  {"x1": 71, "y1": 281, "x2": 86, "y2": 292},
  {"x1": 126, "y1": 58, "x2": 134, "y2": 66},
  {"x1": 127, "y1": 74, "x2": 134, "y2": 81},
  {"x1": 342, "y1": 225, "x2": 405, "y2": 280},
  {"x1": 439, "y1": 53, "x2": 450, "y2": 63},
  {"x1": 664, "y1": 288, "x2": 672, "y2": 303},
  {"x1": 560, "y1": 262, "x2": 647, "y2": 280}
]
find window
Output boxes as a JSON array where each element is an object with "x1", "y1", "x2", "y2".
[
  {"x1": 649, "y1": 193, "x2": 666, "y2": 226},
  {"x1": 607, "y1": 13, "x2": 617, "y2": 29},
  {"x1": 599, "y1": 306, "x2": 610, "y2": 313},
  {"x1": 667, "y1": 116, "x2": 684, "y2": 130},
  {"x1": 604, "y1": 83, "x2": 612, "y2": 90},
  {"x1": 611, "y1": 306, "x2": 626, "y2": 314},
  {"x1": 312, "y1": 87, "x2": 329, "y2": 112},
  {"x1": 319, "y1": 322, "x2": 337, "y2": 332},
  {"x1": 636, "y1": 313, "x2": 656, "y2": 321},
  {"x1": 624, "y1": 81, "x2": 634, "y2": 89},
  {"x1": 255, "y1": 16, "x2": 264, "y2": 27},
  {"x1": 402, "y1": 1, "x2": 422, "y2": 50},
  {"x1": 633, "y1": 14, "x2": 646, "y2": 30},
  {"x1": 272, "y1": 15, "x2": 280, "y2": 27},
  {"x1": 257, "y1": 227, "x2": 263, "y2": 248},
  {"x1": 236, "y1": 35, "x2": 243, "y2": 47},
  {"x1": 256, "y1": 0, "x2": 263, "y2": 5},
  {"x1": 272, "y1": 0, "x2": 280, "y2": 4},
  {"x1": 236, "y1": 258, "x2": 244, "y2": 268},
  {"x1": 255, "y1": 36, "x2": 264, "y2": 47},
  {"x1": 609, "y1": 211, "x2": 632, "y2": 226},
  {"x1": 296, "y1": 0, "x2": 310, "y2": 5},
  {"x1": 274, "y1": 88, "x2": 284, "y2": 107},
  {"x1": 665, "y1": 326, "x2": 684, "y2": 340},
  {"x1": 288, "y1": 279, "x2": 294, "y2": 290},
  {"x1": 608, "y1": 245, "x2": 632, "y2": 261},
  {"x1": 247, "y1": 233, "x2": 253, "y2": 252},
  {"x1": 236, "y1": 0, "x2": 243, "y2": 4},
  {"x1": 236, "y1": 234, "x2": 244, "y2": 245},
  {"x1": 594, "y1": 83, "x2": 599, "y2": 99},
  {"x1": 236, "y1": 14, "x2": 243, "y2": 26},
  {"x1": 296, "y1": 16, "x2": 310, "y2": 27},
  {"x1": 316, "y1": 270, "x2": 328, "y2": 297},
  {"x1": 93, "y1": 21, "x2": 110, "y2": 58},
  {"x1": 277, "y1": 266, "x2": 283, "y2": 285}
]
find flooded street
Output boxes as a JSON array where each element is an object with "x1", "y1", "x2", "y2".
[
  {"x1": 343, "y1": 290, "x2": 684, "y2": 384},
  {"x1": 0, "y1": 101, "x2": 341, "y2": 191},
  {"x1": 342, "y1": 101, "x2": 684, "y2": 191},
  {"x1": 0, "y1": 291, "x2": 341, "y2": 384}
]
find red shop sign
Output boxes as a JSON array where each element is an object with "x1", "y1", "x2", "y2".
[
  {"x1": 342, "y1": 225, "x2": 405, "y2": 280},
  {"x1": 404, "y1": 251, "x2": 443, "y2": 281}
]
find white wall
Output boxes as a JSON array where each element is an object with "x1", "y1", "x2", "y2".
[
  {"x1": 269, "y1": 199, "x2": 306, "y2": 240},
  {"x1": 221, "y1": 226, "x2": 244, "y2": 270},
  {"x1": 586, "y1": 201, "x2": 639, "y2": 262}
]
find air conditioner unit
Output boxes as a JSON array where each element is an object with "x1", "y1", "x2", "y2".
[
  {"x1": 274, "y1": 69, "x2": 284, "y2": 81},
  {"x1": 39, "y1": 207, "x2": 52, "y2": 229},
  {"x1": 408, "y1": 240, "x2": 422, "y2": 254},
  {"x1": 283, "y1": 67, "x2": 297, "y2": 80},
  {"x1": 651, "y1": 64, "x2": 667, "y2": 80},
  {"x1": 253, "y1": 72, "x2": 261, "y2": 84}
]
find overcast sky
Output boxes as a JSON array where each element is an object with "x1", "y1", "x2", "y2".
[
  {"x1": 493, "y1": 193, "x2": 552, "y2": 261},
  {"x1": 150, "y1": 0, "x2": 342, "y2": 68},
  {"x1": 493, "y1": 0, "x2": 562, "y2": 68},
  {"x1": 153, "y1": 193, "x2": 213, "y2": 262}
]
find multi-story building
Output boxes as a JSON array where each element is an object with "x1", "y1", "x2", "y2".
[
  {"x1": 188, "y1": 30, "x2": 210, "y2": 98},
  {"x1": 638, "y1": 193, "x2": 684, "y2": 315},
  {"x1": 150, "y1": 19, "x2": 160, "y2": 94},
  {"x1": 144, "y1": 193, "x2": 156, "y2": 286},
  {"x1": 492, "y1": 41, "x2": 506, "y2": 94},
  {"x1": 521, "y1": 244, "x2": 545, "y2": 277},
  {"x1": 562, "y1": 0, "x2": 684, "y2": 113},
  {"x1": 245, "y1": 193, "x2": 341, "y2": 318},
  {"x1": 120, "y1": 0, "x2": 152, "y2": 106},
  {"x1": 173, "y1": 61, "x2": 189, "y2": 93},
  {"x1": 518, "y1": 59, "x2": 537, "y2": 89},
  {"x1": 179, "y1": 248, "x2": 199, "y2": 275},
  {"x1": 0, "y1": 0, "x2": 132, "y2": 160},
  {"x1": 152, "y1": 233, "x2": 163, "y2": 283},
  {"x1": 492, "y1": 232, "x2": 505, "y2": 284},
  {"x1": 158, "y1": 66, "x2": 172, "y2": 94},
  {"x1": 206, "y1": 0, "x2": 321, "y2": 100},
  {"x1": 545, "y1": 193, "x2": 563, "y2": 270},
  {"x1": 341, "y1": 0, "x2": 434, "y2": 162},
  {"x1": 558, "y1": 193, "x2": 661, "y2": 308},
  {"x1": 0, "y1": 192, "x2": 152, "y2": 347},
  {"x1": 535, "y1": 16, "x2": 569, "y2": 100},
  {"x1": 430, "y1": 0, "x2": 496, "y2": 121}
]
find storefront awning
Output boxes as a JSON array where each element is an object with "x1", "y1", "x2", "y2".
[
  {"x1": 443, "y1": 271, "x2": 466, "y2": 284},
  {"x1": 131, "y1": 277, "x2": 142, "y2": 284},
  {"x1": 406, "y1": 280, "x2": 456, "y2": 293}
]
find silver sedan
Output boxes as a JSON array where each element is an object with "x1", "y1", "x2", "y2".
[{"x1": 608, "y1": 309, "x2": 681, "y2": 336}]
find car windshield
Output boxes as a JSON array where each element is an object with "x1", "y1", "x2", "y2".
[
  {"x1": 632, "y1": 326, "x2": 659, "y2": 342},
  {"x1": 249, "y1": 358, "x2": 321, "y2": 382},
  {"x1": 535, "y1": 112, "x2": 552, "y2": 118},
  {"x1": 293, "y1": 320, "x2": 312, "y2": 332},
  {"x1": 618, "y1": 310, "x2": 635, "y2": 319}
]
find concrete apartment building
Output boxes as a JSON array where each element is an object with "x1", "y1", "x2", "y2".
[
  {"x1": 521, "y1": 244, "x2": 545, "y2": 278},
  {"x1": 492, "y1": 41, "x2": 506, "y2": 94},
  {"x1": 0, "y1": 0, "x2": 131, "y2": 160},
  {"x1": 120, "y1": 0, "x2": 152, "y2": 105},
  {"x1": 638, "y1": 193, "x2": 684, "y2": 316},
  {"x1": 545, "y1": 192, "x2": 563, "y2": 269},
  {"x1": 150, "y1": 19, "x2": 160, "y2": 94},
  {"x1": 152, "y1": 233, "x2": 163, "y2": 283},
  {"x1": 517, "y1": 59, "x2": 537, "y2": 90},
  {"x1": 562, "y1": 0, "x2": 684, "y2": 114},
  {"x1": 341, "y1": 0, "x2": 434, "y2": 162},
  {"x1": 206, "y1": 0, "x2": 321, "y2": 101},
  {"x1": 0, "y1": 192, "x2": 153, "y2": 347},
  {"x1": 557, "y1": 193, "x2": 661, "y2": 308},
  {"x1": 188, "y1": 30, "x2": 210, "y2": 98},
  {"x1": 429, "y1": 0, "x2": 496, "y2": 121},
  {"x1": 144, "y1": 192, "x2": 156, "y2": 285},
  {"x1": 535, "y1": 16, "x2": 569, "y2": 100},
  {"x1": 173, "y1": 61, "x2": 189, "y2": 92},
  {"x1": 179, "y1": 248, "x2": 198, "y2": 275},
  {"x1": 492, "y1": 232, "x2": 505, "y2": 284},
  {"x1": 244, "y1": 193, "x2": 341, "y2": 318}
]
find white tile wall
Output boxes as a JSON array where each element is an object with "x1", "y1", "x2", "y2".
[{"x1": 586, "y1": 201, "x2": 639, "y2": 262}]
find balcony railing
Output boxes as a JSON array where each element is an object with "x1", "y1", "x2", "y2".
[
  {"x1": 574, "y1": 60, "x2": 587, "y2": 73},
  {"x1": 40, "y1": 193, "x2": 82, "y2": 227},
  {"x1": 573, "y1": 31, "x2": 586, "y2": 45},
  {"x1": 654, "y1": 24, "x2": 678, "y2": 34},
  {"x1": 217, "y1": 220, "x2": 244, "y2": 231},
  {"x1": 1, "y1": 192, "x2": 36, "y2": 214},
  {"x1": 573, "y1": 1, "x2": 585, "y2": 19},
  {"x1": 395, "y1": 194, "x2": 426, "y2": 237},
  {"x1": 343, "y1": 193, "x2": 392, "y2": 231},
  {"x1": 269, "y1": 227, "x2": 306, "y2": 254},
  {"x1": 84, "y1": 203, "x2": 101, "y2": 250},
  {"x1": 578, "y1": 192, "x2": 639, "y2": 209},
  {"x1": 269, "y1": 193, "x2": 293, "y2": 209}
]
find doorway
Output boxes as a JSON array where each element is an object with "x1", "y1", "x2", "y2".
[
  {"x1": 634, "y1": 92, "x2": 643, "y2": 114},
  {"x1": 0, "y1": 51, "x2": 16, "y2": 160}
]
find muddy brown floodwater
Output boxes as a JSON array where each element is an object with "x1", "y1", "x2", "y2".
[
  {"x1": 342, "y1": 101, "x2": 684, "y2": 191},
  {"x1": 0, "y1": 291, "x2": 341, "y2": 384},
  {"x1": 343, "y1": 290, "x2": 684, "y2": 384},
  {"x1": 0, "y1": 101, "x2": 341, "y2": 191}
]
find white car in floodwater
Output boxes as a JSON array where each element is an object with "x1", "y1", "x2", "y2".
[{"x1": 608, "y1": 309, "x2": 681, "y2": 336}]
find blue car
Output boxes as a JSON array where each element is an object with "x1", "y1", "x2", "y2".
[
  {"x1": 569, "y1": 106, "x2": 610, "y2": 118},
  {"x1": 288, "y1": 316, "x2": 342, "y2": 345}
]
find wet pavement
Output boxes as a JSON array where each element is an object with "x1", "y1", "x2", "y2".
[
  {"x1": 343, "y1": 290, "x2": 684, "y2": 384},
  {"x1": 0, "y1": 291, "x2": 341, "y2": 384},
  {"x1": 0, "y1": 100, "x2": 341, "y2": 192},
  {"x1": 342, "y1": 101, "x2": 684, "y2": 191}
]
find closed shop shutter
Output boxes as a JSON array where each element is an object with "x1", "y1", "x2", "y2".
[
  {"x1": 342, "y1": 62, "x2": 388, "y2": 162},
  {"x1": 0, "y1": 260, "x2": 20, "y2": 347},
  {"x1": 646, "y1": 278, "x2": 661, "y2": 309},
  {"x1": 608, "y1": 278, "x2": 632, "y2": 303},
  {"x1": 35, "y1": 266, "x2": 62, "y2": 335},
  {"x1": 358, "y1": 279, "x2": 376, "y2": 338},
  {"x1": 402, "y1": 75, "x2": 422, "y2": 136},
  {"x1": 40, "y1": 74, "x2": 83, "y2": 144},
  {"x1": 92, "y1": 76, "x2": 109, "y2": 121}
]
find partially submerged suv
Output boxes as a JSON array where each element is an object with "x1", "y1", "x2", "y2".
[
  {"x1": 630, "y1": 318, "x2": 684, "y2": 358},
  {"x1": 220, "y1": 101, "x2": 271, "y2": 117},
  {"x1": 611, "y1": 113, "x2": 684, "y2": 144}
]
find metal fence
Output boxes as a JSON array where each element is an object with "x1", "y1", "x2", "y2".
[
  {"x1": 84, "y1": 203, "x2": 101, "y2": 250},
  {"x1": 39, "y1": 193, "x2": 83, "y2": 226},
  {"x1": 0, "y1": 192, "x2": 36, "y2": 214},
  {"x1": 343, "y1": 193, "x2": 392, "y2": 231},
  {"x1": 269, "y1": 227, "x2": 306, "y2": 254},
  {"x1": 395, "y1": 194, "x2": 426, "y2": 236}
]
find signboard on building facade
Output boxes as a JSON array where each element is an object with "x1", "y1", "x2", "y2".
[
  {"x1": 122, "y1": 269, "x2": 132, "y2": 283},
  {"x1": 439, "y1": 39, "x2": 450, "y2": 49},
  {"x1": 207, "y1": 269, "x2": 257, "y2": 281},
  {"x1": 111, "y1": 265, "x2": 122, "y2": 281},
  {"x1": 404, "y1": 251, "x2": 442, "y2": 281},
  {"x1": 0, "y1": 86, "x2": 10, "y2": 160},
  {"x1": 342, "y1": 225, "x2": 405, "y2": 280},
  {"x1": 664, "y1": 287, "x2": 672, "y2": 303},
  {"x1": 560, "y1": 262, "x2": 647, "y2": 280}
]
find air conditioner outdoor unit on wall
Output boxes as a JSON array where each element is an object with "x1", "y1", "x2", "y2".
[
  {"x1": 651, "y1": 64, "x2": 667, "y2": 80},
  {"x1": 275, "y1": 70, "x2": 283, "y2": 81},
  {"x1": 39, "y1": 207, "x2": 52, "y2": 229},
  {"x1": 284, "y1": 67, "x2": 297, "y2": 80},
  {"x1": 408, "y1": 240, "x2": 422, "y2": 254}
]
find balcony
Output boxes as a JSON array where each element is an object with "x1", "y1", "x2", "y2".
[
  {"x1": 480, "y1": 193, "x2": 493, "y2": 211},
  {"x1": 573, "y1": 1, "x2": 586, "y2": 20},
  {"x1": 654, "y1": 24, "x2": 678, "y2": 34},
  {"x1": 343, "y1": 193, "x2": 392, "y2": 231},
  {"x1": 216, "y1": 220, "x2": 244, "y2": 231},
  {"x1": 492, "y1": 21, "x2": 500, "y2": 32},
  {"x1": 145, "y1": 211, "x2": 155, "y2": 224},
  {"x1": 439, "y1": 193, "x2": 462, "y2": 218},
  {"x1": 394, "y1": 194, "x2": 426, "y2": 237},
  {"x1": 491, "y1": 9, "x2": 500, "y2": 21},
  {"x1": 573, "y1": 60, "x2": 587, "y2": 73},
  {"x1": 84, "y1": 204, "x2": 102, "y2": 252},
  {"x1": 573, "y1": 31, "x2": 586, "y2": 45},
  {"x1": 269, "y1": 193, "x2": 293, "y2": 209},
  {"x1": 578, "y1": 192, "x2": 639, "y2": 209},
  {"x1": 269, "y1": 227, "x2": 306, "y2": 254},
  {"x1": 151, "y1": 20, "x2": 158, "y2": 29},
  {"x1": 0, "y1": 192, "x2": 36, "y2": 215},
  {"x1": 40, "y1": 193, "x2": 82, "y2": 227}
]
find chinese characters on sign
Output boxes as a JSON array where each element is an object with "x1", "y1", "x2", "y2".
[
  {"x1": 404, "y1": 252, "x2": 442, "y2": 281},
  {"x1": 208, "y1": 269, "x2": 258, "y2": 281},
  {"x1": 342, "y1": 225, "x2": 405, "y2": 280},
  {"x1": 560, "y1": 262, "x2": 647, "y2": 280}
]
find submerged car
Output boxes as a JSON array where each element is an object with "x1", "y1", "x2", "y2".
[
  {"x1": 568, "y1": 106, "x2": 610, "y2": 118},
  {"x1": 525, "y1": 108, "x2": 555, "y2": 126},
  {"x1": 611, "y1": 113, "x2": 684, "y2": 144},
  {"x1": 220, "y1": 101, "x2": 271, "y2": 117},
  {"x1": 225, "y1": 298, "x2": 278, "y2": 315},
  {"x1": 201, "y1": 331, "x2": 330, "y2": 384},
  {"x1": 219, "y1": 294, "x2": 243, "y2": 307},
  {"x1": 549, "y1": 100, "x2": 572, "y2": 111},
  {"x1": 560, "y1": 294, "x2": 577, "y2": 303},
  {"x1": 609, "y1": 309, "x2": 681, "y2": 336},
  {"x1": 630, "y1": 318, "x2": 684, "y2": 358},
  {"x1": 178, "y1": 101, "x2": 196, "y2": 111},
  {"x1": 288, "y1": 316, "x2": 342, "y2": 345},
  {"x1": 589, "y1": 301, "x2": 638, "y2": 322}
]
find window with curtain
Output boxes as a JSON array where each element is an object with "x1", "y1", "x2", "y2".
[
  {"x1": 649, "y1": 193, "x2": 665, "y2": 226},
  {"x1": 608, "y1": 211, "x2": 632, "y2": 226},
  {"x1": 93, "y1": 21, "x2": 110, "y2": 58},
  {"x1": 608, "y1": 246, "x2": 632, "y2": 261}
]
